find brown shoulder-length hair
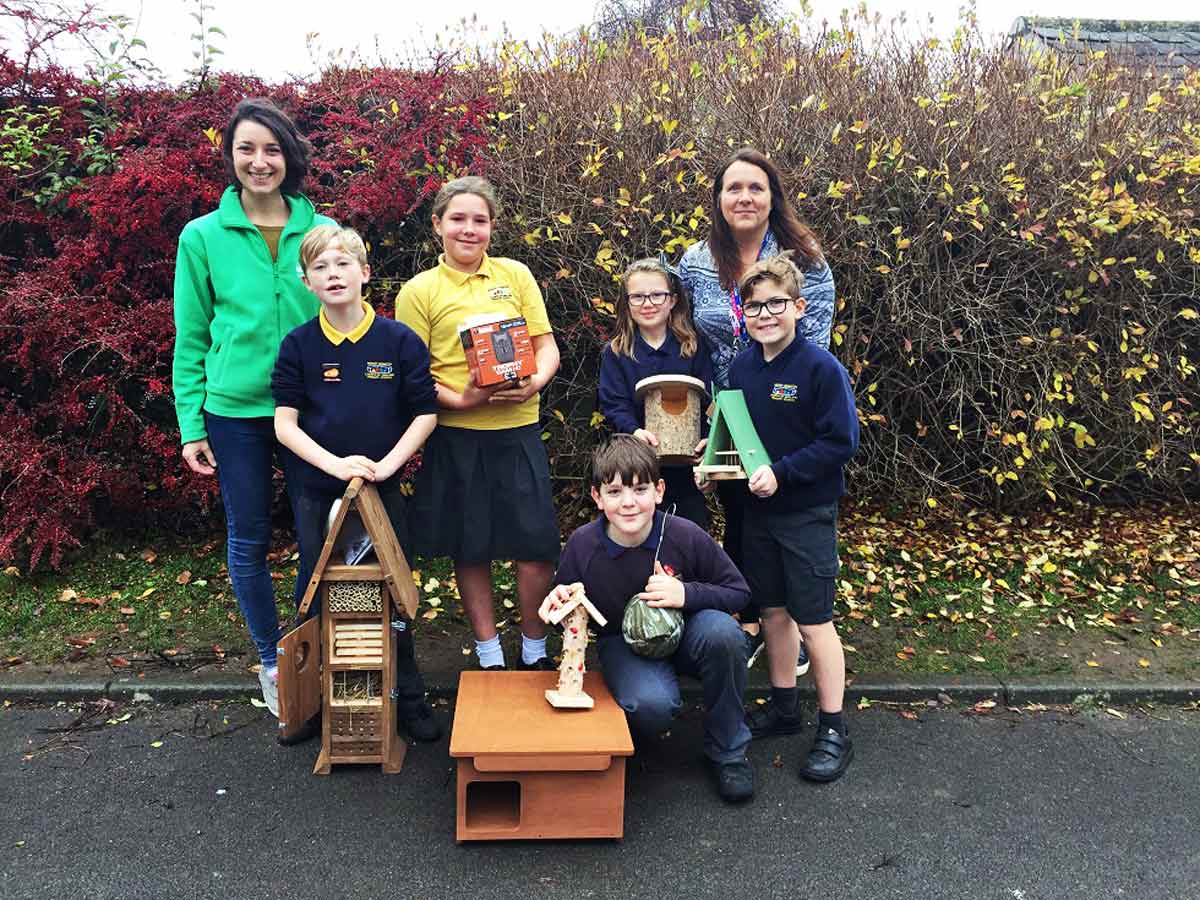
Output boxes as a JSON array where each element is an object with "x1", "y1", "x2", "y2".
[
  {"x1": 610, "y1": 258, "x2": 699, "y2": 360},
  {"x1": 222, "y1": 98, "x2": 311, "y2": 197},
  {"x1": 709, "y1": 148, "x2": 823, "y2": 290}
]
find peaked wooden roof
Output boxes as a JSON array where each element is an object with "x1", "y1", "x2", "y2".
[{"x1": 1008, "y1": 17, "x2": 1200, "y2": 71}]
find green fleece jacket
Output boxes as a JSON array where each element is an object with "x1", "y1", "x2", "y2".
[{"x1": 172, "y1": 186, "x2": 336, "y2": 444}]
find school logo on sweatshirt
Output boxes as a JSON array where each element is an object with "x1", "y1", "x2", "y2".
[
  {"x1": 365, "y1": 361, "x2": 394, "y2": 380},
  {"x1": 770, "y1": 382, "x2": 798, "y2": 401},
  {"x1": 323, "y1": 364, "x2": 341, "y2": 383},
  {"x1": 488, "y1": 285, "x2": 514, "y2": 302}
]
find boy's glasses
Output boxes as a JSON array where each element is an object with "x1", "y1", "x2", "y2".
[
  {"x1": 627, "y1": 291, "x2": 673, "y2": 307},
  {"x1": 742, "y1": 297, "x2": 792, "y2": 318}
]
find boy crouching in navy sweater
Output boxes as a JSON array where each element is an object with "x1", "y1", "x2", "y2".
[
  {"x1": 540, "y1": 436, "x2": 755, "y2": 802},
  {"x1": 721, "y1": 253, "x2": 859, "y2": 783},
  {"x1": 271, "y1": 225, "x2": 442, "y2": 745}
]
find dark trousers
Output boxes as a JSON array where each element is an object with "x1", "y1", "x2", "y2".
[
  {"x1": 661, "y1": 465, "x2": 710, "y2": 530},
  {"x1": 597, "y1": 610, "x2": 751, "y2": 764},
  {"x1": 716, "y1": 481, "x2": 754, "y2": 620}
]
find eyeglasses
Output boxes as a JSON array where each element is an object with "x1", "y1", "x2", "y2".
[
  {"x1": 627, "y1": 291, "x2": 673, "y2": 307},
  {"x1": 742, "y1": 297, "x2": 792, "y2": 318}
]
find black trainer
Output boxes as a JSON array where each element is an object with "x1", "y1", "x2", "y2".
[
  {"x1": 796, "y1": 641, "x2": 811, "y2": 677},
  {"x1": 746, "y1": 700, "x2": 805, "y2": 739},
  {"x1": 710, "y1": 756, "x2": 755, "y2": 803},
  {"x1": 517, "y1": 656, "x2": 556, "y2": 671},
  {"x1": 399, "y1": 701, "x2": 445, "y2": 743}
]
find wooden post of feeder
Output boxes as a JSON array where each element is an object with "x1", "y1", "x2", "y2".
[
  {"x1": 634, "y1": 374, "x2": 707, "y2": 465},
  {"x1": 543, "y1": 584, "x2": 607, "y2": 709}
]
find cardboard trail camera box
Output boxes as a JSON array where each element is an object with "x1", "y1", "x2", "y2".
[{"x1": 459, "y1": 316, "x2": 537, "y2": 387}]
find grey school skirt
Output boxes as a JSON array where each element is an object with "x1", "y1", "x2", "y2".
[{"x1": 408, "y1": 424, "x2": 561, "y2": 564}]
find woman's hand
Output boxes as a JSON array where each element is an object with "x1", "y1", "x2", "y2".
[
  {"x1": 640, "y1": 561, "x2": 685, "y2": 608},
  {"x1": 489, "y1": 375, "x2": 539, "y2": 404},
  {"x1": 633, "y1": 428, "x2": 659, "y2": 447},
  {"x1": 747, "y1": 464, "x2": 778, "y2": 498},
  {"x1": 182, "y1": 439, "x2": 217, "y2": 476}
]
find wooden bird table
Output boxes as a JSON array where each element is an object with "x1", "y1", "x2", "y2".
[{"x1": 449, "y1": 671, "x2": 634, "y2": 842}]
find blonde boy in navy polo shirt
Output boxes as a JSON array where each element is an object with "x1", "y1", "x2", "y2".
[
  {"x1": 272, "y1": 225, "x2": 441, "y2": 744},
  {"x1": 721, "y1": 253, "x2": 859, "y2": 782}
]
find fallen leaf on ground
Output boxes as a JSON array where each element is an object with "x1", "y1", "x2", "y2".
[
  {"x1": 58, "y1": 589, "x2": 78, "y2": 602},
  {"x1": 249, "y1": 698, "x2": 268, "y2": 709},
  {"x1": 149, "y1": 740, "x2": 163, "y2": 748},
  {"x1": 119, "y1": 607, "x2": 135, "y2": 615},
  {"x1": 138, "y1": 588, "x2": 156, "y2": 599},
  {"x1": 176, "y1": 570, "x2": 192, "y2": 585},
  {"x1": 1105, "y1": 708, "x2": 1126, "y2": 719},
  {"x1": 110, "y1": 657, "x2": 131, "y2": 668},
  {"x1": 140, "y1": 549, "x2": 157, "y2": 564}
]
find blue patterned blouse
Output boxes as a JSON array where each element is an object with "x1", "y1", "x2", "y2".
[{"x1": 678, "y1": 231, "x2": 835, "y2": 390}]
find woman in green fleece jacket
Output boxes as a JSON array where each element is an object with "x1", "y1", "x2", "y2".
[{"x1": 172, "y1": 98, "x2": 335, "y2": 716}]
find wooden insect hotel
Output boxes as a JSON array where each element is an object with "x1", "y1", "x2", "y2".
[
  {"x1": 276, "y1": 477, "x2": 419, "y2": 775},
  {"x1": 634, "y1": 374, "x2": 708, "y2": 464},
  {"x1": 694, "y1": 389, "x2": 771, "y2": 481},
  {"x1": 543, "y1": 584, "x2": 607, "y2": 709}
]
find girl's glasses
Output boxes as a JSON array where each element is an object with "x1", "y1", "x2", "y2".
[
  {"x1": 627, "y1": 291, "x2": 672, "y2": 307},
  {"x1": 742, "y1": 297, "x2": 791, "y2": 318}
]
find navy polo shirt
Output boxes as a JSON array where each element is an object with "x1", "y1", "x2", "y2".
[
  {"x1": 272, "y1": 310, "x2": 438, "y2": 496},
  {"x1": 598, "y1": 331, "x2": 715, "y2": 433},
  {"x1": 553, "y1": 510, "x2": 749, "y2": 637},
  {"x1": 727, "y1": 335, "x2": 859, "y2": 513}
]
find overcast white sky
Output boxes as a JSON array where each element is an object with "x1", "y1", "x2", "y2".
[{"x1": 5, "y1": 0, "x2": 1197, "y2": 83}]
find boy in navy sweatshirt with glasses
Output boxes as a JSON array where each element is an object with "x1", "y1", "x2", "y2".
[{"x1": 713, "y1": 252, "x2": 859, "y2": 783}]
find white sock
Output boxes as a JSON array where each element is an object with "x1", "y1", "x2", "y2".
[
  {"x1": 521, "y1": 634, "x2": 547, "y2": 665},
  {"x1": 475, "y1": 636, "x2": 504, "y2": 668}
]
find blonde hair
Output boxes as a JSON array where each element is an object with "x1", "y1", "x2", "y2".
[
  {"x1": 738, "y1": 251, "x2": 805, "y2": 300},
  {"x1": 299, "y1": 225, "x2": 368, "y2": 272},
  {"x1": 432, "y1": 175, "x2": 500, "y2": 220},
  {"x1": 610, "y1": 258, "x2": 699, "y2": 360}
]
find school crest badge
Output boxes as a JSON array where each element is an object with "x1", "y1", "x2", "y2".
[
  {"x1": 770, "y1": 382, "x2": 798, "y2": 401},
  {"x1": 365, "y1": 361, "x2": 394, "y2": 380}
]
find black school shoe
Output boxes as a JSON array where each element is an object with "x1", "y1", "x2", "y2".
[
  {"x1": 746, "y1": 700, "x2": 806, "y2": 739},
  {"x1": 517, "y1": 656, "x2": 557, "y2": 671},
  {"x1": 277, "y1": 713, "x2": 321, "y2": 746},
  {"x1": 799, "y1": 727, "x2": 854, "y2": 783},
  {"x1": 399, "y1": 701, "x2": 445, "y2": 743},
  {"x1": 710, "y1": 756, "x2": 755, "y2": 803}
]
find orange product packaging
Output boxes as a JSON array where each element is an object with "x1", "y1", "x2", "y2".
[{"x1": 458, "y1": 315, "x2": 537, "y2": 387}]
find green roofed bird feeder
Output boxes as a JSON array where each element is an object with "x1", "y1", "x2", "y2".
[{"x1": 694, "y1": 389, "x2": 771, "y2": 481}]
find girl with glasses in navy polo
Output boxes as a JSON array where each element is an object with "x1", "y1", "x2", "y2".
[{"x1": 598, "y1": 258, "x2": 714, "y2": 528}]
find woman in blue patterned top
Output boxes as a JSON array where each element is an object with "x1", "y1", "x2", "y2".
[{"x1": 679, "y1": 147, "x2": 835, "y2": 675}]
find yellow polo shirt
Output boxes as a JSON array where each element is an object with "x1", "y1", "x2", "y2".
[{"x1": 396, "y1": 254, "x2": 553, "y2": 431}]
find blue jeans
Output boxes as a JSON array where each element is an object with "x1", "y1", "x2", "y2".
[
  {"x1": 597, "y1": 609, "x2": 751, "y2": 764},
  {"x1": 205, "y1": 413, "x2": 304, "y2": 670}
]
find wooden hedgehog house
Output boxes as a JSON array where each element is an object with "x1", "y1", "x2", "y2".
[
  {"x1": 276, "y1": 477, "x2": 419, "y2": 775},
  {"x1": 448, "y1": 587, "x2": 631, "y2": 842}
]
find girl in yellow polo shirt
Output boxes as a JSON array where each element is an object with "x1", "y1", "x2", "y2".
[{"x1": 397, "y1": 176, "x2": 561, "y2": 671}]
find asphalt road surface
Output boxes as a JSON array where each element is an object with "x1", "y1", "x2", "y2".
[{"x1": 2, "y1": 698, "x2": 1197, "y2": 900}]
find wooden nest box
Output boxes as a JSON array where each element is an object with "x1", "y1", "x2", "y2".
[
  {"x1": 276, "y1": 477, "x2": 420, "y2": 775},
  {"x1": 694, "y1": 389, "x2": 771, "y2": 481},
  {"x1": 634, "y1": 374, "x2": 707, "y2": 464}
]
